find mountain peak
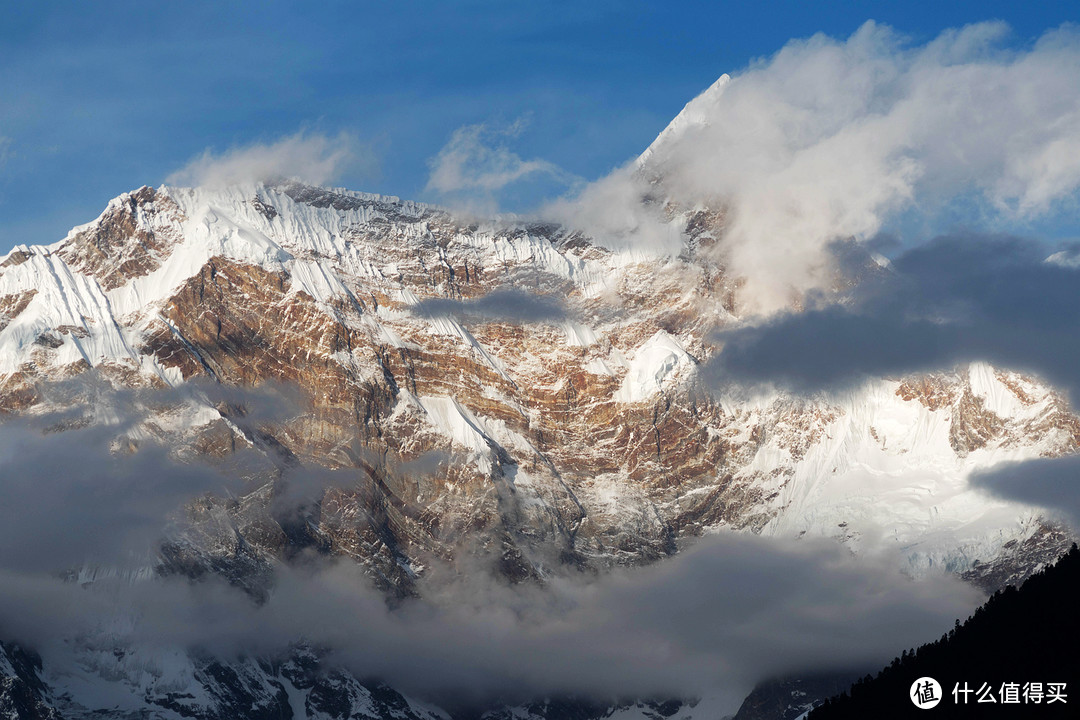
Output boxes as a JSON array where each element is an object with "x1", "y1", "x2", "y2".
[
  {"x1": 637, "y1": 73, "x2": 731, "y2": 170},
  {"x1": 56, "y1": 185, "x2": 184, "y2": 291}
]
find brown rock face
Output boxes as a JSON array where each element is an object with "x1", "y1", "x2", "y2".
[
  {"x1": 950, "y1": 389, "x2": 1006, "y2": 456},
  {"x1": 0, "y1": 249, "x2": 32, "y2": 268},
  {"x1": 0, "y1": 290, "x2": 36, "y2": 333},
  {"x1": 57, "y1": 186, "x2": 184, "y2": 290},
  {"x1": 897, "y1": 375, "x2": 958, "y2": 411}
]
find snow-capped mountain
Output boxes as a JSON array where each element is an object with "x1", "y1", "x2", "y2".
[
  {"x1": 1, "y1": 179, "x2": 1072, "y2": 587},
  {"x1": 1, "y1": 82, "x2": 1077, "y2": 718}
]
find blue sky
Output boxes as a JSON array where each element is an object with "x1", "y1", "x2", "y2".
[{"x1": 0, "y1": 0, "x2": 1076, "y2": 253}]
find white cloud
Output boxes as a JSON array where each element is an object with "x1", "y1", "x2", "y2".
[
  {"x1": 166, "y1": 131, "x2": 364, "y2": 189},
  {"x1": 544, "y1": 165, "x2": 685, "y2": 255},
  {"x1": 425, "y1": 120, "x2": 579, "y2": 212}
]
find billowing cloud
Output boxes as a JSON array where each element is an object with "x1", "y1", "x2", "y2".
[
  {"x1": 166, "y1": 131, "x2": 366, "y2": 189},
  {"x1": 544, "y1": 165, "x2": 685, "y2": 256},
  {"x1": 557, "y1": 21, "x2": 1080, "y2": 314}
]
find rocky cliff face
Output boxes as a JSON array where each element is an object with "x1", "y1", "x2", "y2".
[{"x1": 0, "y1": 175, "x2": 1076, "y2": 718}]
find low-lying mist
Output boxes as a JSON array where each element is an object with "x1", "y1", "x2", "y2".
[{"x1": 0, "y1": 379, "x2": 982, "y2": 712}]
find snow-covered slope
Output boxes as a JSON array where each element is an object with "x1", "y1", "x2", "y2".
[{"x1": 747, "y1": 365, "x2": 1075, "y2": 577}]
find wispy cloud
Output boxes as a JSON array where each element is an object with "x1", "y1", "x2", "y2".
[
  {"x1": 166, "y1": 131, "x2": 367, "y2": 189},
  {"x1": 544, "y1": 165, "x2": 685, "y2": 255},
  {"x1": 426, "y1": 119, "x2": 580, "y2": 212}
]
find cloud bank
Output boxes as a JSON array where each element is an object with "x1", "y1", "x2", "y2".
[
  {"x1": 706, "y1": 233, "x2": 1080, "y2": 400},
  {"x1": 0, "y1": 381, "x2": 980, "y2": 714},
  {"x1": 166, "y1": 131, "x2": 365, "y2": 189}
]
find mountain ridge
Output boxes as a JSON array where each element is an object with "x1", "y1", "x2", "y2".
[{"x1": 0, "y1": 178, "x2": 1075, "y2": 585}]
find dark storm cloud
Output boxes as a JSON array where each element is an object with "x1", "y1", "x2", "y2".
[
  {"x1": 411, "y1": 288, "x2": 569, "y2": 324},
  {"x1": 708, "y1": 233, "x2": 1080, "y2": 402},
  {"x1": 971, "y1": 456, "x2": 1080, "y2": 530}
]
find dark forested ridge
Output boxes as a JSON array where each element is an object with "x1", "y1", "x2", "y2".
[{"x1": 808, "y1": 544, "x2": 1080, "y2": 718}]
